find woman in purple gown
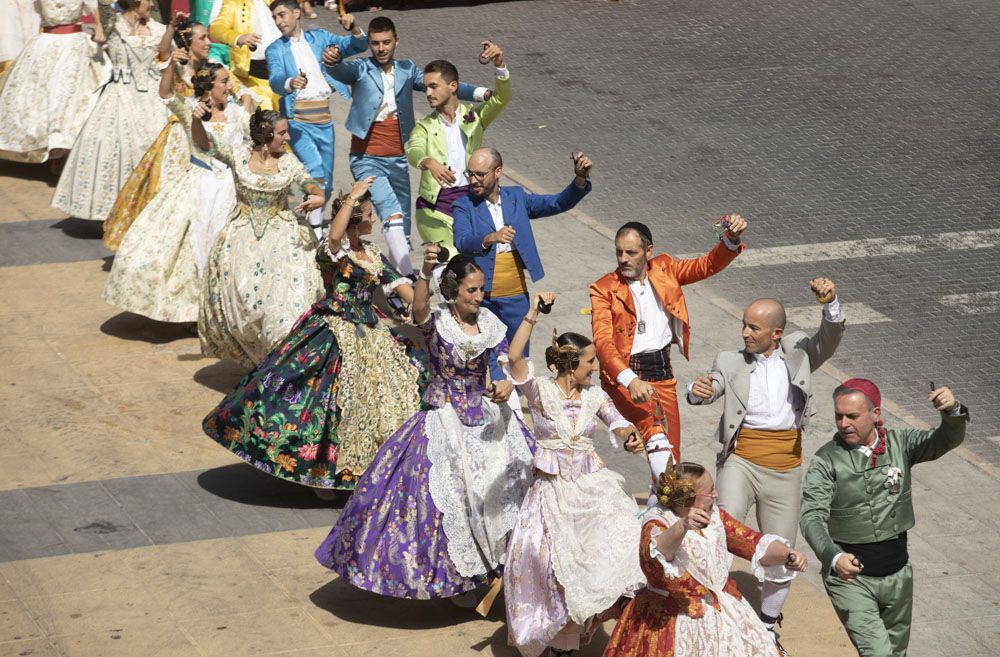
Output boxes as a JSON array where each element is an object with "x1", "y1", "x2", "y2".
[{"x1": 314, "y1": 245, "x2": 534, "y2": 602}]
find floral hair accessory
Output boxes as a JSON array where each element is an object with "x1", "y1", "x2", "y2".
[{"x1": 656, "y1": 465, "x2": 698, "y2": 509}]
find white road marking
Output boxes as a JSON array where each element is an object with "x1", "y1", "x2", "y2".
[
  {"x1": 677, "y1": 228, "x2": 1000, "y2": 267},
  {"x1": 786, "y1": 302, "x2": 892, "y2": 328},
  {"x1": 939, "y1": 290, "x2": 1000, "y2": 315}
]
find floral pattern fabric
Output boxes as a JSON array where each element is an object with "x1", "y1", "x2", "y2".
[{"x1": 203, "y1": 241, "x2": 425, "y2": 489}]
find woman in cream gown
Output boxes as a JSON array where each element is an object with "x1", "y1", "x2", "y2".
[
  {"x1": 0, "y1": 0, "x2": 40, "y2": 64},
  {"x1": 103, "y1": 61, "x2": 249, "y2": 324},
  {"x1": 52, "y1": 0, "x2": 170, "y2": 221},
  {"x1": 193, "y1": 108, "x2": 324, "y2": 366},
  {"x1": 0, "y1": 0, "x2": 105, "y2": 163}
]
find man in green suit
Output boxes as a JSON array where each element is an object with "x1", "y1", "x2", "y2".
[
  {"x1": 800, "y1": 378, "x2": 968, "y2": 657},
  {"x1": 406, "y1": 41, "x2": 511, "y2": 256}
]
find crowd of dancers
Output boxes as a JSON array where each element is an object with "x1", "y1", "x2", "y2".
[{"x1": 0, "y1": 2, "x2": 971, "y2": 656}]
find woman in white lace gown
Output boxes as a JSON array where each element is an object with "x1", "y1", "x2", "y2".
[
  {"x1": 0, "y1": 0, "x2": 105, "y2": 163},
  {"x1": 52, "y1": 0, "x2": 170, "y2": 221},
  {"x1": 604, "y1": 462, "x2": 808, "y2": 657},
  {"x1": 192, "y1": 107, "x2": 324, "y2": 366},
  {"x1": 0, "y1": 0, "x2": 40, "y2": 63},
  {"x1": 503, "y1": 293, "x2": 647, "y2": 657},
  {"x1": 103, "y1": 61, "x2": 249, "y2": 323}
]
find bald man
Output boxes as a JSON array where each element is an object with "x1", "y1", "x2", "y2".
[{"x1": 688, "y1": 278, "x2": 845, "y2": 655}]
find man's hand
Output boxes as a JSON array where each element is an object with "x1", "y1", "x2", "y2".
[
  {"x1": 627, "y1": 378, "x2": 653, "y2": 404},
  {"x1": 322, "y1": 45, "x2": 341, "y2": 67},
  {"x1": 834, "y1": 553, "x2": 863, "y2": 581},
  {"x1": 236, "y1": 33, "x2": 262, "y2": 50},
  {"x1": 690, "y1": 374, "x2": 715, "y2": 400},
  {"x1": 680, "y1": 506, "x2": 712, "y2": 531},
  {"x1": 929, "y1": 386, "x2": 959, "y2": 412},
  {"x1": 338, "y1": 12, "x2": 356, "y2": 31},
  {"x1": 289, "y1": 72, "x2": 308, "y2": 91},
  {"x1": 489, "y1": 380, "x2": 514, "y2": 404},
  {"x1": 810, "y1": 277, "x2": 836, "y2": 304},
  {"x1": 572, "y1": 151, "x2": 592, "y2": 186},
  {"x1": 480, "y1": 40, "x2": 504, "y2": 68},
  {"x1": 725, "y1": 213, "x2": 747, "y2": 236},
  {"x1": 423, "y1": 159, "x2": 456, "y2": 186},
  {"x1": 484, "y1": 225, "x2": 516, "y2": 248}
]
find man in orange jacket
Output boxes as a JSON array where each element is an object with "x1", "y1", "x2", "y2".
[{"x1": 589, "y1": 216, "x2": 747, "y2": 483}]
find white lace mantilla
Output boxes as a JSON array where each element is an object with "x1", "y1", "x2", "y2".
[
  {"x1": 535, "y1": 377, "x2": 604, "y2": 452},
  {"x1": 434, "y1": 306, "x2": 506, "y2": 366},
  {"x1": 425, "y1": 400, "x2": 533, "y2": 578},
  {"x1": 323, "y1": 236, "x2": 383, "y2": 276}
]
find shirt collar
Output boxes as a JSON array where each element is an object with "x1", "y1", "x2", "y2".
[
  {"x1": 856, "y1": 435, "x2": 879, "y2": 457},
  {"x1": 753, "y1": 344, "x2": 784, "y2": 364}
]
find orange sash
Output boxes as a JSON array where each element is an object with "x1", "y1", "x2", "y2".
[
  {"x1": 350, "y1": 114, "x2": 404, "y2": 156},
  {"x1": 733, "y1": 427, "x2": 802, "y2": 471}
]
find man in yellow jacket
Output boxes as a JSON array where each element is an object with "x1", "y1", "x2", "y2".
[
  {"x1": 406, "y1": 41, "x2": 511, "y2": 256},
  {"x1": 210, "y1": 0, "x2": 282, "y2": 110}
]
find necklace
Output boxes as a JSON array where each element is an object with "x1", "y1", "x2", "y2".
[
  {"x1": 450, "y1": 310, "x2": 479, "y2": 335},
  {"x1": 633, "y1": 275, "x2": 648, "y2": 335},
  {"x1": 555, "y1": 378, "x2": 578, "y2": 400}
]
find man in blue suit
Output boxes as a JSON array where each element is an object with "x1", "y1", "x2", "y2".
[
  {"x1": 322, "y1": 16, "x2": 490, "y2": 275},
  {"x1": 453, "y1": 147, "x2": 593, "y2": 349},
  {"x1": 266, "y1": 0, "x2": 367, "y2": 237}
]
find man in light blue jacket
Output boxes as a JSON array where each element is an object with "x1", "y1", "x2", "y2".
[
  {"x1": 323, "y1": 16, "x2": 489, "y2": 274},
  {"x1": 266, "y1": 0, "x2": 367, "y2": 236}
]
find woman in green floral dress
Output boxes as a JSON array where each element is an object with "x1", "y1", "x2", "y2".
[{"x1": 202, "y1": 176, "x2": 425, "y2": 493}]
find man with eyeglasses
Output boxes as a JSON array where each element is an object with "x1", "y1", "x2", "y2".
[{"x1": 453, "y1": 147, "x2": 592, "y2": 348}]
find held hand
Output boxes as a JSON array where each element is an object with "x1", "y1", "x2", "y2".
[
  {"x1": 480, "y1": 40, "x2": 504, "y2": 68},
  {"x1": 322, "y1": 45, "x2": 341, "y2": 67},
  {"x1": 349, "y1": 176, "x2": 375, "y2": 201},
  {"x1": 623, "y1": 428, "x2": 644, "y2": 454},
  {"x1": 627, "y1": 378, "x2": 654, "y2": 404},
  {"x1": 171, "y1": 47, "x2": 190, "y2": 64},
  {"x1": 784, "y1": 549, "x2": 809, "y2": 573},
  {"x1": 489, "y1": 379, "x2": 515, "y2": 403},
  {"x1": 572, "y1": 151, "x2": 592, "y2": 180},
  {"x1": 289, "y1": 73, "x2": 308, "y2": 91},
  {"x1": 236, "y1": 33, "x2": 262, "y2": 49},
  {"x1": 809, "y1": 277, "x2": 836, "y2": 304},
  {"x1": 425, "y1": 159, "x2": 456, "y2": 186},
  {"x1": 422, "y1": 243, "x2": 442, "y2": 275},
  {"x1": 834, "y1": 553, "x2": 863, "y2": 581},
  {"x1": 338, "y1": 12, "x2": 356, "y2": 31},
  {"x1": 192, "y1": 101, "x2": 212, "y2": 121},
  {"x1": 294, "y1": 194, "x2": 324, "y2": 214},
  {"x1": 691, "y1": 374, "x2": 715, "y2": 400},
  {"x1": 928, "y1": 386, "x2": 958, "y2": 412},
  {"x1": 680, "y1": 507, "x2": 712, "y2": 531},
  {"x1": 725, "y1": 213, "x2": 748, "y2": 236}
]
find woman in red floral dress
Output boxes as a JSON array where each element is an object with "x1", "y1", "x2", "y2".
[{"x1": 604, "y1": 462, "x2": 808, "y2": 657}]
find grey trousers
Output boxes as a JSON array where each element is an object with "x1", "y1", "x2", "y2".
[{"x1": 716, "y1": 454, "x2": 802, "y2": 546}]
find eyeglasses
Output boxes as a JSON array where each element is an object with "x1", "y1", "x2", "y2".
[{"x1": 464, "y1": 169, "x2": 493, "y2": 180}]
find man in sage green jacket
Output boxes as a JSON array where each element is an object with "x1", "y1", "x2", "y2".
[
  {"x1": 406, "y1": 42, "x2": 511, "y2": 256},
  {"x1": 800, "y1": 378, "x2": 968, "y2": 657}
]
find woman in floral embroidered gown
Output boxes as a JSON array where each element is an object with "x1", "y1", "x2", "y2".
[
  {"x1": 603, "y1": 462, "x2": 808, "y2": 657},
  {"x1": 314, "y1": 248, "x2": 534, "y2": 602},
  {"x1": 52, "y1": 0, "x2": 170, "y2": 221},
  {"x1": 503, "y1": 292, "x2": 647, "y2": 657},
  {"x1": 103, "y1": 61, "x2": 250, "y2": 323},
  {"x1": 201, "y1": 177, "x2": 424, "y2": 492},
  {"x1": 192, "y1": 107, "x2": 324, "y2": 366}
]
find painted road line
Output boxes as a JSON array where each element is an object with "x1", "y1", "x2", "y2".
[
  {"x1": 786, "y1": 302, "x2": 892, "y2": 328},
  {"x1": 939, "y1": 290, "x2": 1000, "y2": 315},
  {"x1": 678, "y1": 228, "x2": 1000, "y2": 268}
]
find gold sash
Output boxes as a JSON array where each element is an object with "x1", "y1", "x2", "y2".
[
  {"x1": 733, "y1": 427, "x2": 802, "y2": 471},
  {"x1": 490, "y1": 251, "x2": 528, "y2": 298},
  {"x1": 293, "y1": 98, "x2": 333, "y2": 125}
]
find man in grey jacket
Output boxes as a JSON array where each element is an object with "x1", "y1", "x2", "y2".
[{"x1": 688, "y1": 277, "x2": 845, "y2": 655}]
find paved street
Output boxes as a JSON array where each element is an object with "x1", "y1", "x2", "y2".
[{"x1": 0, "y1": 1, "x2": 998, "y2": 656}]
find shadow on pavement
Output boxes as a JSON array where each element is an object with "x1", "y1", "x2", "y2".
[
  {"x1": 50, "y1": 217, "x2": 103, "y2": 240},
  {"x1": 100, "y1": 311, "x2": 195, "y2": 344},
  {"x1": 0, "y1": 160, "x2": 59, "y2": 185},
  {"x1": 196, "y1": 462, "x2": 348, "y2": 509},
  {"x1": 192, "y1": 359, "x2": 249, "y2": 393}
]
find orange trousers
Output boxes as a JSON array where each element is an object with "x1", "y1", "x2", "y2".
[{"x1": 603, "y1": 377, "x2": 681, "y2": 463}]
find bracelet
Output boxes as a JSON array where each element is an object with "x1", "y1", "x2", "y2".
[
  {"x1": 522, "y1": 316, "x2": 536, "y2": 325},
  {"x1": 417, "y1": 270, "x2": 433, "y2": 281}
]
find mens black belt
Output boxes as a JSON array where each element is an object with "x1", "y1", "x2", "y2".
[
  {"x1": 248, "y1": 59, "x2": 268, "y2": 80},
  {"x1": 630, "y1": 345, "x2": 673, "y2": 382}
]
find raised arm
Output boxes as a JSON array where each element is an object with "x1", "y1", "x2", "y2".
[
  {"x1": 799, "y1": 277, "x2": 846, "y2": 371},
  {"x1": 908, "y1": 386, "x2": 968, "y2": 464},
  {"x1": 327, "y1": 177, "x2": 374, "y2": 249},
  {"x1": 507, "y1": 292, "x2": 554, "y2": 383},
  {"x1": 475, "y1": 41, "x2": 511, "y2": 130},
  {"x1": 523, "y1": 153, "x2": 593, "y2": 219},
  {"x1": 412, "y1": 245, "x2": 441, "y2": 325}
]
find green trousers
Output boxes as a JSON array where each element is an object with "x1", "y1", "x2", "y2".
[
  {"x1": 414, "y1": 206, "x2": 456, "y2": 256},
  {"x1": 823, "y1": 563, "x2": 912, "y2": 657}
]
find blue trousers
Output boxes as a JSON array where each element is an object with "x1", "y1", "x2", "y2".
[
  {"x1": 482, "y1": 293, "x2": 531, "y2": 356},
  {"x1": 289, "y1": 120, "x2": 335, "y2": 200},
  {"x1": 349, "y1": 153, "x2": 411, "y2": 234}
]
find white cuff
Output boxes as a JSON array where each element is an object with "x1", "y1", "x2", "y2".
[
  {"x1": 382, "y1": 277, "x2": 408, "y2": 296},
  {"x1": 823, "y1": 296, "x2": 842, "y2": 322},
  {"x1": 751, "y1": 534, "x2": 796, "y2": 584},
  {"x1": 284, "y1": 78, "x2": 294, "y2": 93},
  {"x1": 947, "y1": 404, "x2": 963, "y2": 416},
  {"x1": 500, "y1": 358, "x2": 534, "y2": 386},
  {"x1": 616, "y1": 368, "x2": 639, "y2": 389},
  {"x1": 472, "y1": 86, "x2": 489, "y2": 102},
  {"x1": 830, "y1": 552, "x2": 844, "y2": 575},
  {"x1": 495, "y1": 66, "x2": 509, "y2": 80},
  {"x1": 721, "y1": 233, "x2": 741, "y2": 251}
]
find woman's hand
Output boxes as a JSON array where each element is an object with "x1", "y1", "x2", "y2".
[
  {"x1": 192, "y1": 101, "x2": 211, "y2": 121},
  {"x1": 350, "y1": 176, "x2": 375, "y2": 201},
  {"x1": 488, "y1": 380, "x2": 514, "y2": 404},
  {"x1": 294, "y1": 194, "x2": 324, "y2": 214},
  {"x1": 621, "y1": 427, "x2": 644, "y2": 453},
  {"x1": 679, "y1": 506, "x2": 711, "y2": 531},
  {"x1": 421, "y1": 243, "x2": 441, "y2": 277},
  {"x1": 533, "y1": 291, "x2": 556, "y2": 312},
  {"x1": 171, "y1": 47, "x2": 189, "y2": 64}
]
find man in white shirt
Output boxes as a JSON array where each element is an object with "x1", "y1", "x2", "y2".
[
  {"x1": 688, "y1": 279, "x2": 846, "y2": 655},
  {"x1": 266, "y1": 0, "x2": 366, "y2": 236}
]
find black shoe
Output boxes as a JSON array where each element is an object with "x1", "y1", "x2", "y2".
[{"x1": 550, "y1": 650, "x2": 575, "y2": 657}]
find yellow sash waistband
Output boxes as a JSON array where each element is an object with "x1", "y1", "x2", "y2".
[
  {"x1": 733, "y1": 427, "x2": 802, "y2": 471},
  {"x1": 294, "y1": 99, "x2": 333, "y2": 125},
  {"x1": 490, "y1": 250, "x2": 528, "y2": 298}
]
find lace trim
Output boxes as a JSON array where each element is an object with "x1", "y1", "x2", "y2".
[
  {"x1": 535, "y1": 378, "x2": 603, "y2": 452},
  {"x1": 424, "y1": 402, "x2": 533, "y2": 578},
  {"x1": 750, "y1": 534, "x2": 795, "y2": 584},
  {"x1": 500, "y1": 356, "x2": 532, "y2": 385},
  {"x1": 648, "y1": 520, "x2": 684, "y2": 579},
  {"x1": 434, "y1": 306, "x2": 506, "y2": 365},
  {"x1": 321, "y1": 237, "x2": 383, "y2": 277}
]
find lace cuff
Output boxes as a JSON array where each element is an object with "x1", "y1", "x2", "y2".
[
  {"x1": 648, "y1": 523, "x2": 683, "y2": 579},
  {"x1": 500, "y1": 358, "x2": 534, "y2": 386},
  {"x1": 751, "y1": 534, "x2": 796, "y2": 583},
  {"x1": 382, "y1": 277, "x2": 408, "y2": 296}
]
